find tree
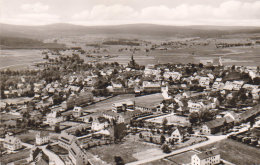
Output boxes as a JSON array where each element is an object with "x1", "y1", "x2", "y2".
[
  {"x1": 54, "y1": 125, "x2": 60, "y2": 133},
  {"x1": 139, "y1": 133, "x2": 143, "y2": 139},
  {"x1": 161, "y1": 144, "x2": 171, "y2": 153},
  {"x1": 160, "y1": 135, "x2": 166, "y2": 144},
  {"x1": 75, "y1": 129, "x2": 81, "y2": 137},
  {"x1": 189, "y1": 112, "x2": 199, "y2": 124},
  {"x1": 89, "y1": 117, "x2": 93, "y2": 123},
  {"x1": 250, "y1": 118, "x2": 255, "y2": 128},
  {"x1": 114, "y1": 156, "x2": 124, "y2": 165},
  {"x1": 162, "y1": 118, "x2": 168, "y2": 127}
]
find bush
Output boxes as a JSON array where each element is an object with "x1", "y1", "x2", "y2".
[{"x1": 161, "y1": 144, "x2": 171, "y2": 153}]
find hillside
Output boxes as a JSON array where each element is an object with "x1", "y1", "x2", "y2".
[{"x1": 1, "y1": 23, "x2": 260, "y2": 40}]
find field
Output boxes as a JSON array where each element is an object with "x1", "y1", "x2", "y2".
[
  {"x1": 0, "y1": 49, "x2": 43, "y2": 70},
  {"x1": 145, "y1": 113, "x2": 189, "y2": 126},
  {"x1": 198, "y1": 139, "x2": 260, "y2": 165},
  {"x1": 83, "y1": 94, "x2": 135, "y2": 114},
  {"x1": 87, "y1": 134, "x2": 159, "y2": 165}
]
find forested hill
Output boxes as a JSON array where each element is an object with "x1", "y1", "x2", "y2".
[{"x1": 0, "y1": 36, "x2": 65, "y2": 49}]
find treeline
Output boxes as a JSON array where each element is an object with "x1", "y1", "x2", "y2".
[
  {"x1": 102, "y1": 40, "x2": 140, "y2": 46},
  {"x1": 0, "y1": 36, "x2": 65, "y2": 49}
]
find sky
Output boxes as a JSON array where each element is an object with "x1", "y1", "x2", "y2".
[{"x1": 1, "y1": 0, "x2": 260, "y2": 26}]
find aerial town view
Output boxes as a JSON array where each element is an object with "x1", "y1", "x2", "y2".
[{"x1": 1, "y1": 0, "x2": 260, "y2": 165}]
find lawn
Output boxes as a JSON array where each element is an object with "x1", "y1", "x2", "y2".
[
  {"x1": 197, "y1": 139, "x2": 260, "y2": 165},
  {"x1": 87, "y1": 134, "x2": 159, "y2": 165}
]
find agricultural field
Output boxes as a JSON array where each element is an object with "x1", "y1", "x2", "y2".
[
  {"x1": 0, "y1": 49, "x2": 43, "y2": 70},
  {"x1": 197, "y1": 139, "x2": 260, "y2": 165}
]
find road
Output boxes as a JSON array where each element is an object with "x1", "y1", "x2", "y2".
[
  {"x1": 127, "y1": 125, "x2": 251, "y2": 165},
  {"x1": 127, "y1": 135, "x2": 227, "y2": 165}
]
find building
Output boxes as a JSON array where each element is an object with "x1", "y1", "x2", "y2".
[
  {"x1": 28, "y1": 147, "x2": 50, "y2": 165},
  {"x1": 112, "y1": 101, "x2": 135, "y2": 113},
  {"x1": 72, "y1": 106, "x2": 82, "y2": 118},
  {"x1": 35, "y1": 132, "x2": 50, "y2": 145},
  {"x1": 201, "y1": 116, "x2": 233, "y2": 134},
  {"x1": 46, "y1": 111, "x2": 63, "y2": 125},
  {"x1": 68, "y1": 141, "x2": 89, "y2": 165},
  {"x1": 58, "y1": 132, "x2": 89, "y2": 165},
  {"x1": 91, "y1": 117, "x2": 109, "y2": 131},
  {"x1": 58, "y1": 132, "x2": 76, "y2": 150},
  {"x1": 199, "y1": 77, "x2": 211, "y2": 88},
  {"x1": 191, "y1": 148, "x2": 220, "y2": 165},
  {"x1": 188, "y1": 101, "x2": 205, "y2": 113},
  {"x1": 3, "y1": 134, "x2": 22, "y2": 151},
  {"x1": 168, "y1": 127, "x2": 185, "y2": 143}
]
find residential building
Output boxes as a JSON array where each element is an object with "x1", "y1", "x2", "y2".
[
  {"x1": 168, "y1": 127, "x2": 185, "y2": 143},
  {"x1": 35, "y1": 132, "x2": 50, "y2": 145},
  {"x1": 72, "y1": 106, "x2": 82, "y2": 118},
  {"x1": 46, "y1": 111, "x2": 63, "y2": 125},
  {"x1": 191, "y1": 148, "x2": 220, "y2": 165},
  {"x1": 3, "y1": 134, "x2": 22, "y2": 151}
]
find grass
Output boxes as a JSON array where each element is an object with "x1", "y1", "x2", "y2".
[
  {"x1": 17, "y1": 131, "x2": 37, "y2": 145},
  {"x1": 197, "y1": 139, "x2": 260, "y2": 165},
  {"x1": 48, "y1": 144, "x2": 68, "y2": 155},
  {"x1": 87, "y1": 134, "x2": 159, "y2": 165}
]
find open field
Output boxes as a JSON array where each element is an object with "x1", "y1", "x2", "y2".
[
  {"x1": 87, "y1": 134, "x2": 159, "y2": 165},
  {"x1": 197, "y1": 139, "x2": 260, "y2": 165},
  {"x1": 0, "y1": 49, "x2": 43, "y2": 70},
  {"x1": 82, "y1": 94, "x2": 135, "y2": 114}
]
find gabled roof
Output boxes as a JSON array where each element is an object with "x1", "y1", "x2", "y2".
[
  {"x1": 204, "y1": 118, "x2": 225, "y2": 129},
  {"x1": 196, "y1": 148, "x2": 219, "y2": 160}
]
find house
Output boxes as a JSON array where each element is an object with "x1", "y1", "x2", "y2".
[
  {"x1": 191, "y1": 148, "x2": 220, "y2": 165},
  {"x1": 142, "y1": 81, "x2": 161, "y2": 88},
  {"x1": 201, "y1": 116, "x2": 233, "y2": 134},
  {"x1": 167, "y1": 127, "x2": 185, "y2": 143},
  {"x1": 163, "y1": 71, "x2": 182, "y2": 80},
  {"x1": 161, "y1": 86, "x2": 172, "y2": 100},
  {"x1": 28, "y1": 147, "x2": 50, "y2": 165},
  {"x1": 188, "y1": 101, "x2": 205, "y2": 113},
  {"x1": 36, "y1": 132, "x2": 50, "y2": 145},
  {"x1": 45, "y1": 111, "x2": 63, "y2": 125},
  {"x1": 91, "y1": 117, "x2": 109, "y2": 131},
  {"x1": 72, "y1": 106, "x2": 82, "y2": 118},
  {"x1": 232, "y1": 81, "x2": 244, "y2": 91},
  {"x1": 199, "y1": 77, "x2": 211, "y2": 88},
  {"x1": 224, "y1": 112, "x2": 239, "y2": 122},
  {"x1": 223, "y1": 81, "x2": 234, "y2": 91},
  {"x1": 3, "y1": 134, "x2": 22, "y2": 151}
]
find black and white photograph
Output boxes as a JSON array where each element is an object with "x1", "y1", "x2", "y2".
[{"x1": 0, "y1": 0, "x2": 260, "y2": 165}]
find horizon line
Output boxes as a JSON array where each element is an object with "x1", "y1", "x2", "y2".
[{"x1": 1, "y1": 22, "x2": 260, "y2": 28}]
